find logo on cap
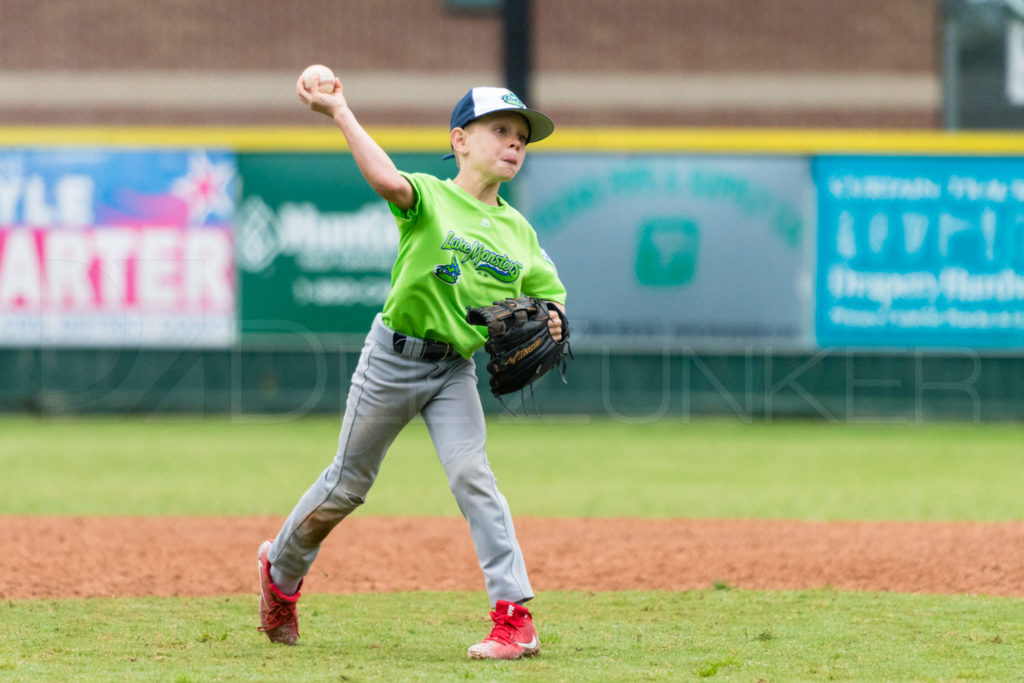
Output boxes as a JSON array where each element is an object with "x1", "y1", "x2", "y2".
[{"x1": 501, "y1": 92, "x2": 525, "y2": 108}]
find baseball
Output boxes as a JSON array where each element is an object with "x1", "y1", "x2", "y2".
[{"x1": 301, "y1": 64, "x2": 336, "y2": 93}]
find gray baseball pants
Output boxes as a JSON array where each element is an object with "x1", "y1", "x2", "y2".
[{"x1": 268, "y1": 313, "x2": 534, "y2": 606}]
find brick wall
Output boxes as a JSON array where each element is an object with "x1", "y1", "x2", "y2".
[{"x1": 0, "y1": 0, "x2": 941, "y2": 127}]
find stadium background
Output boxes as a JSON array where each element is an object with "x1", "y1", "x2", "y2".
[{"x1": 0, "y1": 0, "x2": 1021, "y2": 421}]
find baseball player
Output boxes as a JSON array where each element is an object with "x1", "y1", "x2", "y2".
[{"x1": 256, "y1": 73, "x2": 567, "y2": 661}]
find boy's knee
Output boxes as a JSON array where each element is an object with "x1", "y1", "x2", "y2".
[
  {"x1": 333, "y1": 490, "x2": 367, "y2": 514},
  {"x1": 294, "y1": 491, "x2": 366, "y2": 547},
  {"x1": 446, "y1": 455, "x2": 494, "y2": 497}
]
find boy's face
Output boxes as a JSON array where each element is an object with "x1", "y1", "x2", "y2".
[{"x1": 459, "y1": 112, "x2": 531, "y2": 181}]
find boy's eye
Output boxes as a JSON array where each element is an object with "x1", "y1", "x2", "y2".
[{"x1": 493, "y1": 125, "x2": 527, "y2": 143}]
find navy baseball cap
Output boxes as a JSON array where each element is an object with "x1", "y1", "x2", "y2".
[{"x1": 444, "y1": 87, "x2": 554, "y2": 158}]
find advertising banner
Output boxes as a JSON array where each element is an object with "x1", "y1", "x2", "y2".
[
  {"x1": 815, "y1": 156, "x2": 1024, "y2": 347},
  {"x1": 235, "y1": 153, "x2": 452, "y2": 345},
  {"x1": 0, "y1": 149, "x2": 237, "y2": 347},
  {"x1": 516, "y1": 155, "x2": 812, "y2": 349}
]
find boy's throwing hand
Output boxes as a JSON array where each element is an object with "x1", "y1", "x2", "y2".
[{"x1": 296, "y1": 73, "x2": 345, "y2": 118}]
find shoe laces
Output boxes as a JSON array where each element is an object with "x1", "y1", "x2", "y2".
[
  {"x1": 259, "y1": 598, "x2": 297, "y2": 632},
  {"x1": 484, "y1": 610, "x2": 523, "y2": 645}
]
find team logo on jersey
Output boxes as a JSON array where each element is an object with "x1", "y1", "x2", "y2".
[
  {"x1": 434, "y1": 254, "x2": 462, "y2": 285},
  {"x1": 435, "y1": 230, "x2": 522, "y2": 283}
]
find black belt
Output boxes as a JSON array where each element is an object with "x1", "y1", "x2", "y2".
[{"x1": 392, "y1": 332, "x2": 456, "y2": 362}]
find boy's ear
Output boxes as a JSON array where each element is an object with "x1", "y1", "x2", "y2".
[{"x1": 450, "y1": 127, "x2": 468, "y2": 156}]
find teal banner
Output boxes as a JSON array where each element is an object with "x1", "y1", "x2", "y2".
[
  {"x1": 235, "y1": 153, "x2": 453, "y2": 345},
  {"x1": 815, "y1": 155, "x2": 1024, "y2": 347}
]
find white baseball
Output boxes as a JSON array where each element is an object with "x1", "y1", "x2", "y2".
[{"x1": 301, "y1": 64, "x2": 335, "y2": 93}]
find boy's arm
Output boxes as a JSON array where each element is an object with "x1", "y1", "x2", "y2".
[{"x1": 297, "y1": 74, "x2": 415, "y2": 210}]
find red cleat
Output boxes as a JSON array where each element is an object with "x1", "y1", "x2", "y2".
[
  {"x1": 257, "y1": 540, "x2": 301, "y2": 645},
  {"x1": 468, "y1": 600, "x2": 540, "y2": 660}
]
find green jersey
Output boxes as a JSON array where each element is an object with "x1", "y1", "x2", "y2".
[{"x1": 382, "y1": 172, "x2": 566, "y2": 358}]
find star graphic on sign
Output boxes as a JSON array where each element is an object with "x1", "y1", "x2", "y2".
[{"x1": 171, "y1": 151, "x2": 236, "y2": 226}]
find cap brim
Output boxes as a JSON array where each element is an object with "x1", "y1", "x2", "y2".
[{"x1": 519, "y1": 109, "x2": 554, "y2": 144}]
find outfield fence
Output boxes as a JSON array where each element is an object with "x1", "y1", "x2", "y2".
[{"x1": 1, "y1": 127, "x2": 1023, "y2": 420}]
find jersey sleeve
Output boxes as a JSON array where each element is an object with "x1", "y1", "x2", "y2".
[
  {"x1": 522, "y1": 233, "x2": 567, "y2": 305},
  {"x1": 388, "y1": 171, "x2": 426, "y2": 228}
]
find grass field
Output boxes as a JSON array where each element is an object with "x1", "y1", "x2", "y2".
[
  {"x1": 2, "y1": 416, "x2": 1024, "y2": 680},
  {"x1": 5, "y1": 591, "x2": 1024, "y2": 681},
  {"x1": 3, "y1": 416, "x2": 1024, "y2": 520}
]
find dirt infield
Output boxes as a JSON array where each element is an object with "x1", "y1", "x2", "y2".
[{"x1": 4, "y1": 516, "x2": 1024, "y2": 600}]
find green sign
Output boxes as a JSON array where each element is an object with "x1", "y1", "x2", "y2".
[
  {"x1": 235, "y1": 153, "x2": 453, "y2": 345},
  {"x1": 518, "y1": 156, "x2": 811, "y2": 347}
]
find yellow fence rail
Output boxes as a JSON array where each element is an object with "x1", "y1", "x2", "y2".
[{"x1": 5, "y1": 126, "x2": 1024, "y2": 155}]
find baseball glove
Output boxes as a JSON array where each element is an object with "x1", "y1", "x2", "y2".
[{"x1": 466, "y1": 296, "x2": 571, "y2": 398}]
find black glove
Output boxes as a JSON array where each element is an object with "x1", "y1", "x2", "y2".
[{"x1": 466, "y1": 296, "x2": 571, "y2": 397}]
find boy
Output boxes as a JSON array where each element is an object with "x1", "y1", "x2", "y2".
[{"x1": 256, "y1": 73, "x2": 567, "y2": 661}]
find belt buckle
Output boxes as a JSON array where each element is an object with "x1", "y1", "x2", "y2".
[
  {"x1": 392, "y1": 332, "x2": 407, "y2": 356},
  {"x1": 394, "y1": 331, "x2": 453, "y2": 362},
  {"x1": 427, "y1": 340, "x2": 451, "y2": 362}
]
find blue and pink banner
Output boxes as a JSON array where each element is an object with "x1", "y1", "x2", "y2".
[{"x1": 0, "y1": 149, "x2": 237, "y2": 347}]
